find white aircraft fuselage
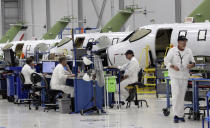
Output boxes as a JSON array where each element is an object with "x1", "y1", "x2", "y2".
[
  {"x1": 50, "y1": 32, "x2": 130, "y2": 55},
  {"x1": 107, "y1": 23, "x2": 210, "y2": 68}
]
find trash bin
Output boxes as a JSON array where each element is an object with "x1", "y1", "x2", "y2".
[{"x1": 58, "y1": 99, "x2": 72, "y2": 114}]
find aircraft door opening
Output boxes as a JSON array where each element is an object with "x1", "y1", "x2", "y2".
[
  {"x1": 155, "y1": 29, "x2": 172, "y2": 59},
  {"x1": 75, "y1": 37, "x2": 85, "y2": 48},
  {"x1": 15, "y1": 43, "x2": 24, "y2": 58}
]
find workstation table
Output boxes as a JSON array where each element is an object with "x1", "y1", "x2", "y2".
[
  {"x1": 163, "y1": 77, "x2": 210, "y2": 120},
  {"x1": 42, "y1": 75, "x2": 104, "y2": 113},
  {"x1": 4, "y1": 66, "x2": 29, "y2": 102}
]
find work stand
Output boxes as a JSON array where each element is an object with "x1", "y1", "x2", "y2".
[{"x1": 80, "y1": 81, "x2": 102, "y2": 115}]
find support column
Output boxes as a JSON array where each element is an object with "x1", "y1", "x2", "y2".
[
  {"x1": 119, "y1": 0, "x2": 124, "y2": 10},
  {"x1": 110, "y1": 0, "x2": 114, "y2": 17},
  {"x1": 46, "y1": 0, "x2": 51, "y2": 31},
  {"x1": 78, "y1": 0, "x2": 83, "y2": 28},
  {"x1": 1, "y1": 0, "x2": 5, "y2": 35},
  {"x1": 0, "y1": 1, "x2": 3, "y2": 37},
  {"x1": 31, "y1": 0, "x2": 35, "y2": 37},
  {"x1": 175, "y1": 0, "x2": 181, "y2": 23},
  {"x1": 119, "y1": 0, "x2": 125, "y2": 31},
  {"x1": 18, "y1": 0, "x2": 23, "y2": 22}
]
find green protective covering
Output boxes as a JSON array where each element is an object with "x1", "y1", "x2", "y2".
[
  {"x1": 105, "y1": 76, "x2": 117, "y2": 92},
  {"x1": 42, "y1": 17, "x2": 70, "y2": 40},
  {"x1": 189, "y1": 0, "x2": 210, "y2": 22},
  {"x1": 162, "y1": 71, "x2": 168, "y2": 77},
  {"x1": 101, "y1": 8, "x2": 134, "y2": 32},
  {"x1": 0, "y1": 23, "x2": 26, "y2": 43},
  {"x1": 163, "y1": 71, "x2": 171, "y2": 84}
]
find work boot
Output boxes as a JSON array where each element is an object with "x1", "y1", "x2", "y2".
[
  {"x1": 174, "y1": 116, "x2": 179, "y2": 123},
  {"x1": 178, "y1": 117, "x2": 185, "y2": 122}
]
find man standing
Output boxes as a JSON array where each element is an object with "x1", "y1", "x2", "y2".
[{"x1": 164, "y1": 36, "x2": 195, "y2": 123}]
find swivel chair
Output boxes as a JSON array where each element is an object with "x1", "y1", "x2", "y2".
[
  {"x1": 42, "y1": 76, "x2": 63, "y2": 112},
  {"x1": 19, "y1": 73, "x2": 33, "y2": 110},
  {"x1": 30, "y1": 73, "x2": 44, "y2": 110},
  {"x1": 126, "y1": 69, "x2": 149, "y2": 108}
]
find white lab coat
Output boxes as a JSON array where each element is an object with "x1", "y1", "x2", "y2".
[
  {"x1": 164, "y1": 47, "x2": 195, "y2": 80},
  {"x1": 21, "y1": 64, "x2": 35, "y2": 84},
  {"x1": 50, "y1": 64, "x2": 74, "y2": 95},
  {"x1": 116, "y1": 57, "x2": 140, "y2": 101},
  {"x1": 164, "y1": 46, "x2": 195, "y2": 117}
]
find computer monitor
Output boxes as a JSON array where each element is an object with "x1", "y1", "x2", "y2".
[
  {"x1": 42, "y1": 61, "x2": 56, "y2": 74},
  {"x1": 3, "y1": 49, "x2": 16, "y2": 66}
]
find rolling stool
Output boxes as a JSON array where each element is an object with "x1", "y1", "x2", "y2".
[
  {"x1": 126, "y1": 82, "x2": 149, "y2": 108},
  {"x1": 126, "y1": 69, "x2": 149, "y2": 108}
]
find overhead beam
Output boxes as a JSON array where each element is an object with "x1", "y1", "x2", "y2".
[
  {"x1": 96, "y1": 0, "x2": 107, "y2": 28},
  {"x1": 91, "y1": 0, "x2": 100, "y2": 18}
]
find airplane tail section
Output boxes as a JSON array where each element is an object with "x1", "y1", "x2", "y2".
[
  {"x1": 42, "y1": 17, "x2": 70, "y2": 40},
  {"x1": 188, "y1": 0, "x2": 210, "y2": 22},
  {"x1": 100, "y1": 8, "x2": 134, "y2": 33},
  {"x1": 0, "y1": 23, "x2": 27, "y2": 43}
]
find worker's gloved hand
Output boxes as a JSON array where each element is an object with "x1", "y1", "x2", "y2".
[
  {"x1": 170, "y1": 65, "x2": 179, "y2": 71},
  {"x1": 187, "y1": 64, "x2": 195, "y2": 69},
  {"x1": 68, "y1": 74, "x2": 75, "y2": 77},
  {"x1": 42, "y1": 73, "x2": 47, "y2": 76},
  {"x1": 107, "y1": 66, "x2": 117, "y2": 69}
]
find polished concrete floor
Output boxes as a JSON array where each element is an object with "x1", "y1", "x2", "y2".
[{"x1": 0, "y1": 96, "x2": 205, "y2": 128}]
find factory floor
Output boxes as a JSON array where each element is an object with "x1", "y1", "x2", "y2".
[{"x1": 0, "y1": 95, "x2": 205, "y2": 128}]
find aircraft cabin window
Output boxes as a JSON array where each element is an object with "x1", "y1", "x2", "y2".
[
  {"x1": 129, "y1": 29, "x2": 151, "y2": 42},
  {"x1": 57, "y1": 37, "x2": 72, "y2": 47},
  {"x1": 26, "y1": 45, "x2": 31, "y2": 51},
  {"x1": 198, "y1": 30, "x2": 207, "y2": 41},
  {"x1": 112, "y1": 38, "x2": 119, "y2": 45},
  {"x1": 178, "y1": 30, "x2": 187, "y2": 37}
]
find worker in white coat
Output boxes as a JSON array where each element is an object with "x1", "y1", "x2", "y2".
[
  {"x1": 50, "y1": 56, "x2": 75, "y2": 96},
  {"x1": 21, "y1": 57, "x2": 36, "y2": 84},
  {"x1": 164, "y1": 36, "x2": 195, "y2": 123},
  {"x1": 110, "y1": 50, "x2": 139, "y2": 102}
]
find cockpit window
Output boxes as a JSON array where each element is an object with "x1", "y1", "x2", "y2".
[
  {"x1": 51, "y1": 42, "x2": 59, "y2": 48},
  {"x1": 57, "y1": 37, "x2": 72, "y2": 47},
  {"x1": 122, "y1": 31, "x2": 135, "y2": 42},
  {"x1": 129, "y1": 29, "x2": 151, "y2": 42}
]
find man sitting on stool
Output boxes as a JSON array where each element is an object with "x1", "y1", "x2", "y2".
[
  {"x1": 110, "y1": 50, "x2": 139, "y2": 103},
  {"x1": 50, "y1": 56, "x2": 75, "y2": 98}
]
